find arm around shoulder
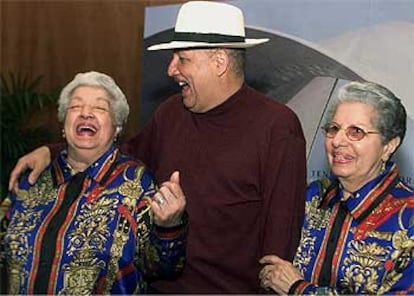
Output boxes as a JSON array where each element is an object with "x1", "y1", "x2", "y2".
[{"x1": 8, "y1": 145, "x2": 52, "y2": 192}]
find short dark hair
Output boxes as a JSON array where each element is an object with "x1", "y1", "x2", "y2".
[{"x1": 225, "y1": 48, "x2": 246, "y2": 78}]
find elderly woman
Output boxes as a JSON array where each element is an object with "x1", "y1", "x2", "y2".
[
  {"x1": 259, "y1": 81, "x2": 413, "y2": 294},
  {"x1": 0, "y1": 71, "x2": 187, "y2": 294}
]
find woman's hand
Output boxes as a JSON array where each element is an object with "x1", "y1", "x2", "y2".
[
  {"x1": 151, "y1": 171, "x2": 186, "y2": 227},
  {"x1": 259, "y1": 255, "x2": 304, "y2": 294}
]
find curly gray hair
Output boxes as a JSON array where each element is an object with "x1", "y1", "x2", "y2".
[
  {"x1": 326, "y1": 80, "x2": 406, "y2": 147},
  {"x1": 57, "y1": 71, "x2": 130, "y2": 129}
]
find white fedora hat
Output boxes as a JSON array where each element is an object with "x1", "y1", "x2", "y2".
[{"x1": 147, "y1": 1, "x2": 269, "y2": 51}]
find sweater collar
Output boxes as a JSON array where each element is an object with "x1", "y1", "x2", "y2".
[{"x1": 197, "y1": 83, "x2": 249, "y2": 117}]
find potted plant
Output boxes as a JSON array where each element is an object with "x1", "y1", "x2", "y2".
[{"x1": 0, "y1": 73, "x2": 59, "y2": 199}]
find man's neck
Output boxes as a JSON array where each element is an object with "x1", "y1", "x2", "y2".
[{"x1": 207, "y1": 78, "x2": 244, "y2": 111}]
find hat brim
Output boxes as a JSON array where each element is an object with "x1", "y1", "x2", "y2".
[{"x1": 147, "y1": 38, "x2": 269, "y2": 51}]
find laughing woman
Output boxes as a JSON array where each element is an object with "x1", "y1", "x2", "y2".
[
  {"x1": 0, "y1": 71, "x2": 187, "y2": 294},
  {"x1": 259, "y1": 81, "x2": 413, "y2": 295}
]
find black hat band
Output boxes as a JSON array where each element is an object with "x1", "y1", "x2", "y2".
[{"x1": 173, "y1": 32, "x2": 245, "y2": 43}]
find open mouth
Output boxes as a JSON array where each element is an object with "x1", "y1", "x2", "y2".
[
  {"x1": 178, "y1": 81, "x2": 190, "y2": 93},
  {"x1": 76, "y1": 124, "x2": 97, "y2": 136},
  {"x1": 333, "y1": 152, "x2": 354, "y2": 162}
]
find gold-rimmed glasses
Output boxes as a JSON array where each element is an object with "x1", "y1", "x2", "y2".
[{"x1": 321, "y1": 123, "x2": 380, "y2": 141}]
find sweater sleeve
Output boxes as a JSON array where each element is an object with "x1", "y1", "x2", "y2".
[
  {"x1": 260, "y1": 114, "x2": 307, "y2": 261},
  {"x1": 120, "y1": 118, "x2": 156, "y2": 172},
  {"x1": 48, "y1": 143, "x2": 65, "y2": 159}
]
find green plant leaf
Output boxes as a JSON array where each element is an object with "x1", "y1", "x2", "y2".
[{"x1": 0, "y1": 73, "x2": 59, "y2": 198}]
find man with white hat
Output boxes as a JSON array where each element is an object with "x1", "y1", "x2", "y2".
[{"x1": 9, "y1": 1, "x2": 307, "y2": 293}]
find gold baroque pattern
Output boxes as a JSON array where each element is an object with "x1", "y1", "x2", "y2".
[
  {"x1": 294, "y1": 229, "x2": 316, "y2": 274},
  {"x1": 7, "y1": 171, "x2": 56, "y2": 292},
  {"x1": 306, "y1": 195, "x2": 331, "y2": 231},
  {"x1": 62, "y1": 197, "x2": 118, "y2": 294},
  {"x1": 340, "y1": 206, "x2": 413, "y2": 296},
  {"x1": 103, "y1": 166, "x2": 146, "y2": 293},
  {"x1": 7, "y1": 232, "x2": 30, "y2": 294},
  {"x1": 17, "y1": 170, "x2": 57, "y2": 208},
  {"x1": 377, "y1": 207, "x2": 413, "y2": 294},
  {"x1": 341, "y1": 240, "x2": 390, "y2": 294},
  {"x1": 294, "y1": 196, "x2": 330, "y2": 274}
]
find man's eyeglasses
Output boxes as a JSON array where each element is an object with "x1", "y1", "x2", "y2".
[{"x1": 321, "y1": 123, "x2": 380, "y2": 141}]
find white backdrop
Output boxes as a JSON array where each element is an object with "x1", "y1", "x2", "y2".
[{"x1": 143, "y1": 0, "x2": 413, "y2": 186}]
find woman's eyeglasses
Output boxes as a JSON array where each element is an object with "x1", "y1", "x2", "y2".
[{"x1": 321, "y1": 123, "x2": 380, "y2": 141}]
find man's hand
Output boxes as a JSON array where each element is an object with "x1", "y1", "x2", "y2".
[
  {"x1": 151, "y1": 171, "x2": 186, "y2": 227},
  {"x1": 8, "y1": 146, "x2": 51, "y2": 193}
]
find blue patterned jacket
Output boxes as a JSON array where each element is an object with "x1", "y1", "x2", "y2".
[
  {"x1": 0, "y1": 145, "x2": 187, "y2": 294},
  {"x1": 292, "y1": 161, "x2": 414, "y2": 295}
]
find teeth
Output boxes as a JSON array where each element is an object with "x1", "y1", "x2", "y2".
[
  {"x1": 77, "y1": 125, "x2": 97, "y2": 133},
  {"x1": 178, "y1": 81, "x2": 188, "y2": 87},
  {"x1": 334, "y1": 154, "x2": 353, "y2": 161}
]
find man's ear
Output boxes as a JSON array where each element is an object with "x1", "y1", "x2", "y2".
[{"x1": 214, "y1": 49, "x2": 229, "y2": 77}]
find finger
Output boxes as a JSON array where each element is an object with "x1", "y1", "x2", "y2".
[
  {"x1": 8, "y1": 159, "x2": 28, "y2": 192},
  {"x1": 260, "y1": 278, "x2": 269, "y2": 289},
  {"x1": 152, "y1": 192, "x2": 167, "y2": 209},
  {"x1": 8, "y1": 146, "x2": 50, "y2": 191},
  {"x1": 259, "y1": 268, "x2": 268, "y2": 280},
  {"x1": 159, "y1": 181, "x2": 185, "y2": 204},
  {"x1": 259, "y1": 255, "x2": 280, "y2": 264},
  {"x1": 28, "y1": 167, "x2": 43, "y2": 186},
  {"x1": 160, "y1": 171, "x2": 185, "y2": 200},
  {"x1": 259, "y1": 264, "x2": 274, "y2": 280},
  {"x1": 170, "y1": 170, "x2": 180, "y2": 184},
  {"x1": 259, "y1": 264, "x2": 271, "y2": 275},
  {"x1": 157, "y1": 186, "x2": 172, "y2": 204},
  {"x1": 9, "y1": 177, "x2": 19, "y2": 194}
]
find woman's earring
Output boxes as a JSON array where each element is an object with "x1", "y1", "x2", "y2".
[
  {"x1": 62, "y1": 129, "x2": 66, "y2": 138},
  {"x1": 113, "y1": 126, "x2": 121, "y2": 143},
  {"x1": 381, "y1": 159, "x2": 387, "y2": 173}
]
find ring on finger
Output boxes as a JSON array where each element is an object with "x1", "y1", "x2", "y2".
[{"x1": 159, "y1": 195, "x2": 167, "y2": 206}]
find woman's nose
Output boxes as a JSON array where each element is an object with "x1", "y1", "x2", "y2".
[
  {"x1": 79, "y1": 105, "x2": 94, "y2": 118},
  {"x1": 331, "y1": 129, "x2": 349, "y2": 147}
]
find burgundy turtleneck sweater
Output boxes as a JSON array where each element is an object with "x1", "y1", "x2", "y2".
[{"x1": 121, "y1": 84, "x2": 307, "y2": 293}]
